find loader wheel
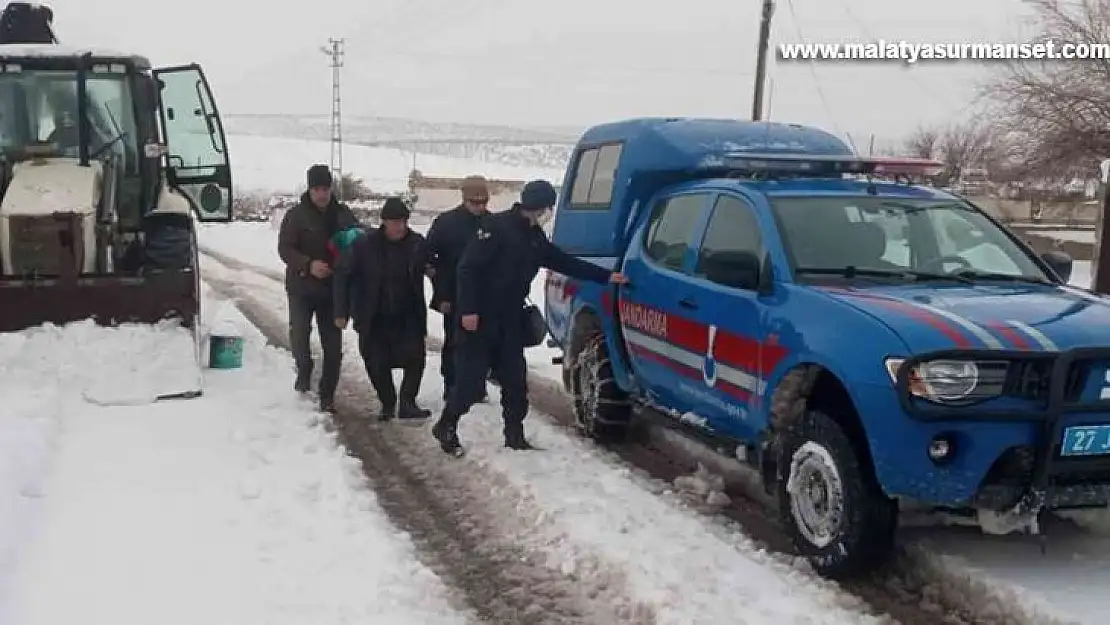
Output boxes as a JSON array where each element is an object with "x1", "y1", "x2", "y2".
[
  {"x1": 569, "y1": 332, "x2": 630, "y2": 443},
  {"x1": 776, "y1": 409, "x2": 897, "y2": 579}
]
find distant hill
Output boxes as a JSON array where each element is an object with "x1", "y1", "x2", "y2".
[{"x1": 223, "y1": 114, "x2": 578, "y2": 171}]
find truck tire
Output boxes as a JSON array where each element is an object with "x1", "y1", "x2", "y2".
[
  {"x1": 776, "y1": 409, "x2": 896, "y2": 578},
  {"x1": 569, "y1": 333, "x2": 630, "y2": 443}
]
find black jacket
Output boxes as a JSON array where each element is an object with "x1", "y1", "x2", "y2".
[
  {"x1": 334, "y1": 226, "x2": 429, "y2": 337},
  {"x1": 277, "y1": 193, "x2": 357, "y2": 297},
  {"x1": 456, "y1": 205, "x2": 611, "y2": 323},
  {"x1": 425, "y1": 204, "x2": 486, "y2": 311}
]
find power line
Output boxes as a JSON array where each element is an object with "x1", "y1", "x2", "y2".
[
  {"x1": 782, "y1": 0, "x2": 853, "y2": 151},
  {"x1": 828, "y1": 0, "x2": 977, "y2": 116}
]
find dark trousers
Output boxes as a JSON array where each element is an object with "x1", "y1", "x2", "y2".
[
  {"x1": 440, "y1": 312, "x2": 458, "y2": 390},
  {"x1": 288, "y1": 291, "x2": 342, "y2": 400},
  {"x1": 358, "y1": 326, "x2": 425, "y2": 409},
  {"x1": 442, "y1": 311, "x2": 495, "y2": 393},
  {"x1": 442, "y1": 322, "x2": 528, "y2": 437}
]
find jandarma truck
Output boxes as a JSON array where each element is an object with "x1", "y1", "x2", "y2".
[{"x1": 543, "y1": 117, "x2": 1107, "y2": 578}]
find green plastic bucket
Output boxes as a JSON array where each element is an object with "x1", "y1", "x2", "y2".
[{"x1": 208, "y1": 335, "x2": 244, "y2": 369}]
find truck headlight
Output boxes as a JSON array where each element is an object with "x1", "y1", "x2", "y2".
[{"x1": 885, "y1": 358, "x2": 980, "y2": 402}]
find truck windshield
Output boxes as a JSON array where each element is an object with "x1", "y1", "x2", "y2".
[
  {"x1": 0, "y1": 69, "x2": 137, "y2": 172},
  {"x1": 770, "y1": 196, "x2": 1052, "y2": 282}
]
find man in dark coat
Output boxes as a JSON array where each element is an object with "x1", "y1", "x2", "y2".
[
  {"x1": 426, "y1": 175, "x2": 492, "y2": 400},
  {"x1": 431, "y1": 180, "x2": 628, "y2": 456},
  {"x1": 334, "y1": 197, "x2": 432, "y2": 421},
  {"x1": 277, "y1": 164, "x2": 358, "y2": 413}
]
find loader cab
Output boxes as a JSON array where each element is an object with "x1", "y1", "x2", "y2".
[{"x1": 0, "y1": 47, "x2": 232, "y2": 228}]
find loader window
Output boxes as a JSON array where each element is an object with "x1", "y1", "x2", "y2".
[
  {"x1": 0, "y1": 70, "x2": 133, "y2": 170},
  {"x1": 154, "y1": 64, "x2": 232, "y2": 221}
]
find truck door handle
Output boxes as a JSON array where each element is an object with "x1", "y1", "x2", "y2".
[{"x1": 678, "y1": 297, "x2": 698, "y2": 310}]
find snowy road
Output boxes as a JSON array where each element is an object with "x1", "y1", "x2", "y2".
[{"x1": 0, "y1": 290, "x2": 472, "y2": 625}]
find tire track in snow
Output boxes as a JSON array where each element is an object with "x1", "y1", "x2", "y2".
[
  {"x1": 199, "y1": 249, "x2": 1052, "y2": 625},
  {"x1": 201, "y1": 269, "x2": 648, "y2": 625}
]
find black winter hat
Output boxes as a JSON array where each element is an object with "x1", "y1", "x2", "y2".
[
  {"x1": 380, "y1": 197, "x2": 410, "y2": 220},
  {"x1": 307, "y1": 164, "x2": 332, "y2": 189},
  {"x1": 520, "y1": 179, "x2": 557, "y2": 210}
]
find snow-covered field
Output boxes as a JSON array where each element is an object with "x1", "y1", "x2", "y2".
[
  {"x1": 0, "y1": 289, "x2": 472, "y2": 625},
  {"x1": 227, "y1": 134, "x2": 564, "y2": 195},
  {"x1": 196, "y1": 219, "x2": 1110, "y2": 625}
]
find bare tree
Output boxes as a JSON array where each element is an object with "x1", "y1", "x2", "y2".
[
  {"x1": 983, "y1": 0, "x2": 1110, "y2": 182},
  {"x1": 903, "y1": 126, "x2": 942, "y2": 159},
  {"x1": 940, "y1": 119, "x2": 1000, "y2": 180}
]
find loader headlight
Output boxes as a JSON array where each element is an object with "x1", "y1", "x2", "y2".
[{"x1": 886, "y1": 358, "x2": 980, "y2": 403}]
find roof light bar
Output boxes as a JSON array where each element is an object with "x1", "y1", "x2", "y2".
[{"x1": 712, "y1": 152, "x2": 944, "y2": 178}]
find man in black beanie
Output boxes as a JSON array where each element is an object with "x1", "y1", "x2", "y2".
[
  {"x1": 432, "y1": 180, "x2": 628, "y2": 456},
  {"x1": 278, "y1": 164, "x2": 357, "y2": 412},
  {"x1": 334, "y1": 197, "x2": 432, "y2": 421}
]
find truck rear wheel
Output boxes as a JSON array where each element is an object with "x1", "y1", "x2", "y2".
[
  {"x1": 569, "y1": 332, "x2": 630, "y2": 443},
  {"x1": 777, "y1": 409, "x2": 896, "y2": 578}
]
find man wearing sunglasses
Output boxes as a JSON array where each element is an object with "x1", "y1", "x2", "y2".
[{"x1": 426, "y1": 175, "x2": 494, "y2": 401}]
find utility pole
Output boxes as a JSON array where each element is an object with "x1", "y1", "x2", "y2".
[
  {"x1": 751, "y1": 0, "x2": 775, "y2": 121},
  {"x1": 321, "y1": 38, "x2": 345, "y2": 197},
  {"x1": 1094, "y1": 159, "x2": 1110, "y2": 293}
]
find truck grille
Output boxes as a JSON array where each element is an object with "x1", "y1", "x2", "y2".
[
  {"x1": 1004, "y1": 359, "x2": 1087, "y2": 402},
  {"x1": 7, "y1": 215, "x2": 84, "y2": 275}
]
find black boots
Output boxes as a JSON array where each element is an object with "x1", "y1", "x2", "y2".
[
  {"x1": 294, "y1": 371, "x2": 311, "y2": 394},
  {"x1": 380, "y1": 400, "x2": 430, "y2": 422},
  {"x1": 503, "y1": 422, "x2": 535, "y2": 450},
  {"x1": 399, "y1": 400, "x2": 431, "y2": 420},
  {"x1": 432, "y1": 414, "x2": 465, "y2": 457}
]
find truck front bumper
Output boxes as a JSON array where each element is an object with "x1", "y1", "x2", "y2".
[{"x1": 894, "y1": 347, "x2": 1110, "y2": 513}]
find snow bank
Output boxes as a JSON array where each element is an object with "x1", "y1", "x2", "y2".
[
  {"x1": 1039, "y1": 230, "x2": 1096, "y2": 245},
  {"x1": 0, "y1": 292, "x2": 471, "y2": 625},
  {"x1": 228, "y1": 134, "x2": 563, "y2": 194}
]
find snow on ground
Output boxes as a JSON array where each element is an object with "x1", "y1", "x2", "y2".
[
  {"x1": 228, "y1": 134, "x2": 564, "y2": 194},
  {"x1": 1038, "y1": 229, "x2": 1097, "y2": 244},
  {"x1": 198, "y1": 249, "x2": 883, "y2": 625},
  {"x1": 198, "y1": 222, "x2": 1110, "y2": 624},
  {"x1": 0, "y1": 287, "x2": 472, "y2": 625}
]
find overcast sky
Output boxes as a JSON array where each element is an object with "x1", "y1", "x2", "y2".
[{"x1": 48, "y1": 0, "x2": 1038, "y2": 144}]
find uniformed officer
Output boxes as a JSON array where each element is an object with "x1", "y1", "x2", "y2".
[
  {"x1": 426, "y1": 175, "x2": 492, "y2": 400},
  {"x1": 431, "y1": 180, "x2": 628, "y2": 456}
]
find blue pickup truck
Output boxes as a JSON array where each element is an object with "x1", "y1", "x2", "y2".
[{"x1": 543, "y1": 117, "x2": 1110, "y2": 578}]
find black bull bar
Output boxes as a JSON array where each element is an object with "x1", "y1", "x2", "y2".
[
  {"x1": 0, "y1": 270, "x2": 199, "y2": 332},
  {"x1": 895, "y1": 347, "x2": 1110, "y2": 520}
]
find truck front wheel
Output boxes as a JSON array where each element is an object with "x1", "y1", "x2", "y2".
[
  {"x1": 777, "y1": 409, "x2": 896, "y2": 578},
  {"x1": 570, "y1": 333, "x2": 630, "y2": 443}
]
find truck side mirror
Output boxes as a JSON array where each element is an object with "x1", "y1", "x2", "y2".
[
  {"x1": 701, "y1": 250, "x2": 761, "y2": 291},
  {"x1": 1041, "y1": 250, "x2": 1072, "y2": 283}
]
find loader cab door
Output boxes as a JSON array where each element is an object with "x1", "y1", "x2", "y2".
[{"x1": 152, "y1": 64, "x2": 232, "y2": 222}]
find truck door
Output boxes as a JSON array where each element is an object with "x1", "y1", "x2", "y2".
[
  {"x1": 683, "y1": 192, "x2": 776, "y2": 441},
  {"x1": 153, "y1": 64, "x2": 233, "y2": 222},
  {"x1": 618, "y1": 190, "x2": 713, "y2": 418}
]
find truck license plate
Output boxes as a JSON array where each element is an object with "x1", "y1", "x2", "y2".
[{"x1": 1061, "y1": 425, "x2": 1110, "y2": 456}]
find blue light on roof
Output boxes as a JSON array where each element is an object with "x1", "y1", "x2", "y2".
[{"x1": 698, "y1": 153, "x2": 944, "y2": 177}]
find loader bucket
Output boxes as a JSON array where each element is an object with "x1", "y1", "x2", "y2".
[{"x1": 0, "y1": 270, "x2": 199, "y2": 333}]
